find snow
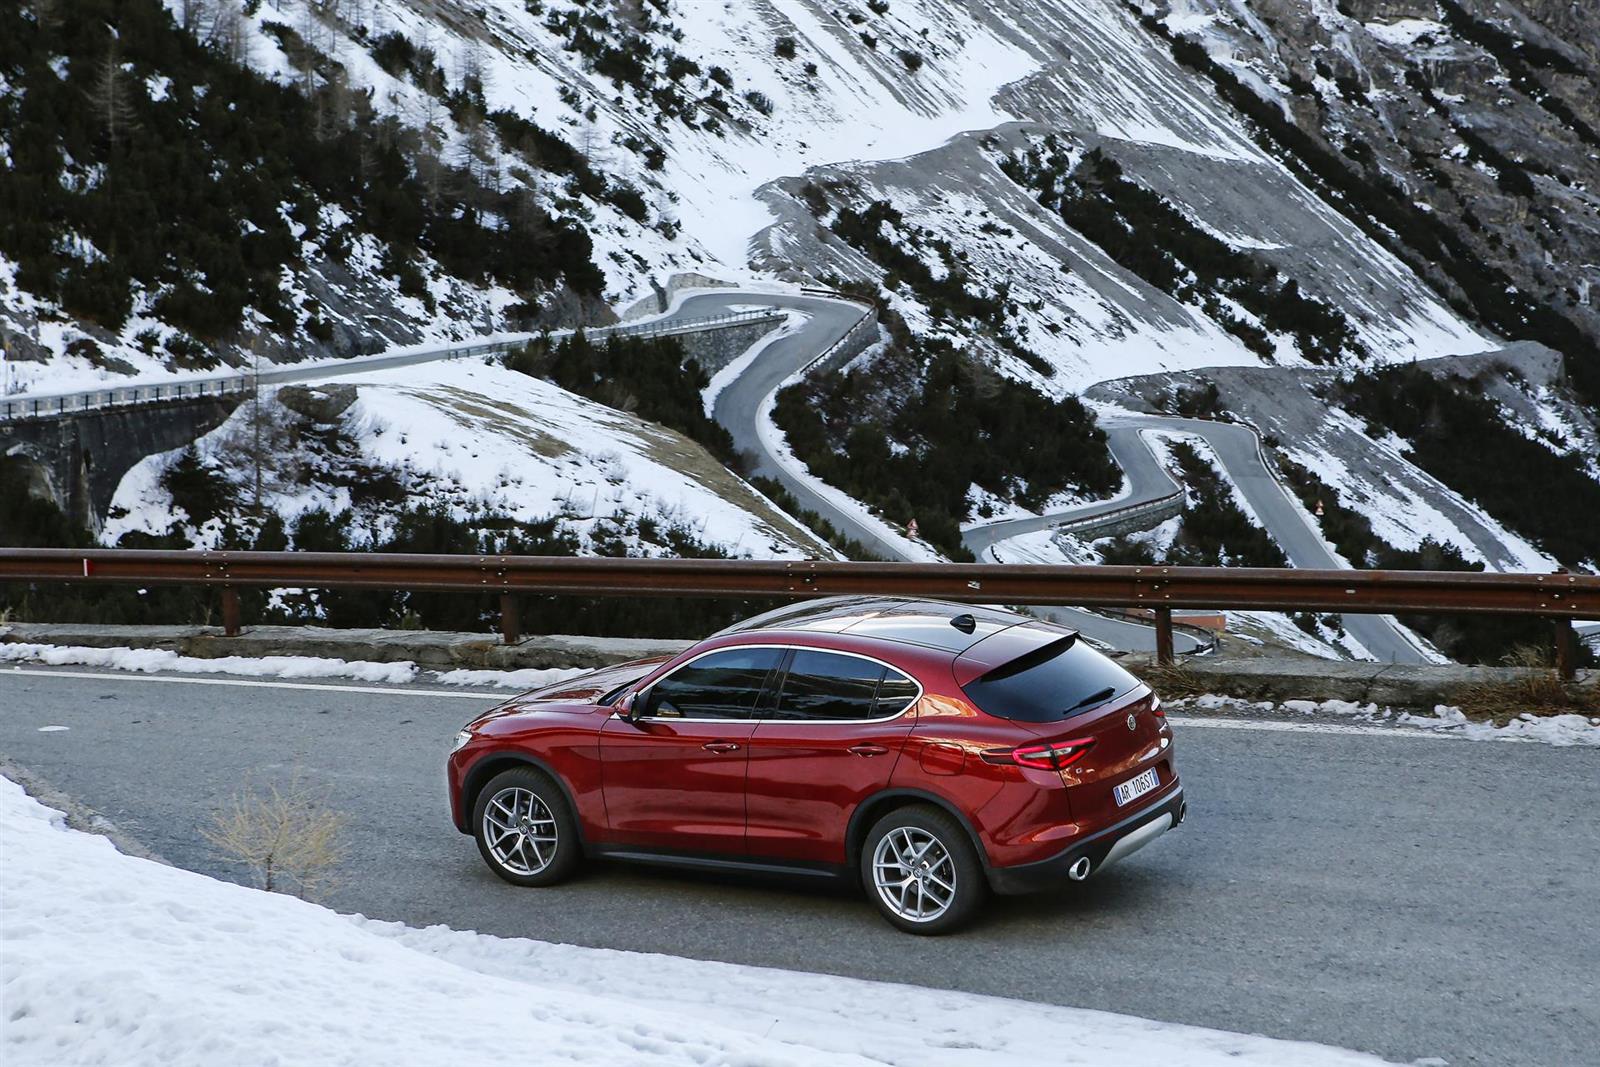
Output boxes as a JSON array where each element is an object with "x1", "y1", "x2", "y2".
[
  {"x1": 1178, "y1": 695, "x2": 1600, "y2": 747},
  {"x1": 0, "y1": 774, "x2": 1395, "y2": 1066},
  {"x1": 101, "y1": 357, "x2": 828, "y2": 561},
  {"x1": 1364, "y1": 19, "x2": 1445, "y2": 47},
  {"x1": 701, "y1": 308, "x2": 807, "y2": 416},
  {"x1": 0, "y1": 643, "x2": 584, "y2": 691}
]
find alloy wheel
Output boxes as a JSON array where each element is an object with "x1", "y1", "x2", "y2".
[
  {"x1": 871, "y1": 826, "x2": 957, "y2": 923},
  {"x1": 482, "y1": 786, "x2": 558, "y2": 876}
]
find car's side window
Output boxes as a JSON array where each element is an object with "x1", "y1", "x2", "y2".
[
  {"x1": 771, "y1": 650, "x2": 918, "y2": 722},
  {"x1": 873, "y1": 670, "x2": 920, "y2": 718},
  {"x1": 642, "y1": 647, "x2": 783, "y2": 720}
]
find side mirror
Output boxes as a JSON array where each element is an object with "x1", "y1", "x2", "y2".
[{"x1": 615, "y1": 690, "x2": 644, "y2": 723}]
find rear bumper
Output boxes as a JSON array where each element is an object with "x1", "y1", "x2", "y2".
[{"x1": 987, "y1": 786, "x2": 1186, "y2": 895}]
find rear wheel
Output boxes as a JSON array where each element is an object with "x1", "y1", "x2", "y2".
[
  {"x1": 860, "y1": 805, "x2": 985, "y2": 935},
  {"x1": 472, "y1": 767, "x2": 581, "y2": 887}
]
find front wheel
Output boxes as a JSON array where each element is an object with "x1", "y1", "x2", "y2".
[
  {"x1": 860, "y1": 805, "x2": 986, "y2": 935},
  {"x1": 472, "y1": 767, "x2": 581, "y2": 887}
]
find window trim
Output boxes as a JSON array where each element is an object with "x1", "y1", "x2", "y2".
[
  {"x1": 634, "y1": 644, "x2": 786, "y2": 723},
  {"x1": 768, "y1": 643, "x2": 934, "y2": 726},
  {"x1": 633, "y1": 643, "x2": 923, "y2": 725}
]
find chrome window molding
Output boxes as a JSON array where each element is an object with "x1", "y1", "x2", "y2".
[{"x1": 628, "y1": 642, "x2": 924, "y2": 726}]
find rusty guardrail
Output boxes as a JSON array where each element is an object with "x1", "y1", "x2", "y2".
[{"x1": 1, "y1": 549, "x2": 1593, "y2": 676}]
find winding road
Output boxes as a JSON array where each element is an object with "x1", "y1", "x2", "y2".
[
  {"x1": 12, "y1": 287, "x2": 1432, "y2": 661},
  {"x1": 677, "y1": 290, "x2": 1207, "y2": 653},
  {"x1": 674, "y1": 290, "x2": 1424, "y2": 661},
  {"x1": 3, "y1": 665, "x2": 1594, "y2": 1066},
  {"x1": 964, "y1": 413, "x2": 1433, "y2": 665}
]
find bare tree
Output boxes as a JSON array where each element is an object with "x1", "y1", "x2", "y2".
[
  {"x1": 458, "y1": 109, "x2": 499, "y2": 195},
  {"x1": 85, "y1": 44, "x2": 137, "y2": 151},
  {"x1": 176, "y1": 0, "x2": 215, "y2": 37},
  {"x1": 213, "y1": 2, "x2": 249, "y2": 65}
]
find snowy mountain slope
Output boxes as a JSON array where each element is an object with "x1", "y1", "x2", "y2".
[
  {"x1": 103, "y1": 357, "x2": 832, "y2": 561},
  {"x1": 1087, "y1": 352, "x2": 1566, "y2": 571},
  {"x1": 1152, "y1": 0, "x2": 1600, "y2": 355},
  {"x1": 1, "y1": 0, "x2": 1510, "y2": 394}
]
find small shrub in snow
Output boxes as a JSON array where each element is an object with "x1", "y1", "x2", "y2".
[
  {"x1": 897, "y1": 49, "x2": 923, "y2": 72},
  {"x1": 204, "y1": 781, "x2": 346, "y2": 900},
  {"x1": 774, "y1": 36, "x2": 797, "y2": 59}
]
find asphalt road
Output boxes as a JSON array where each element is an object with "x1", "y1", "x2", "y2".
[
  {"x1": 4, "y1": 666, "x2": 1595, "y2": 1066},
  {"x1": 965, "y1": 413, "x2": 1431, "y2": 665},
  {"x1": 683, "y1": 290, "x2": 1200, "y2": 653}
]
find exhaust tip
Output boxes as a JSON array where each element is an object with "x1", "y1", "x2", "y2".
[
  {"x1": 1067, "y1": 856, "x2": 1093, "y2": 881},
  {"x1": 1176, "y1": 801, "x2": 1188, "y2": 826}
]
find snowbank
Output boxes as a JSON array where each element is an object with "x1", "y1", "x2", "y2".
[
  {"x1": 0, "y1": 775, "x2": 1392, "y2": 1066},
  {"x1": 0, "y1": 643, "x2": 584, "y2": 691},
  {"x1": 1176, "y1": 695, "x2": 1600, "y2": 747}
]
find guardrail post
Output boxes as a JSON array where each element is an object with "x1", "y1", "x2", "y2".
[
  {"x1": 1554, "y1": 617, "x2": 1576, "y2": 681},
  {"x1": 220, "y1": 588, "x2": 240, "y2": 637},
  {"x1": 1154, "y1": 607, "x2": 1175, "y2": 666},
  {"x1": 500, "y1": 593, "x2": 521, "y2": 646}
]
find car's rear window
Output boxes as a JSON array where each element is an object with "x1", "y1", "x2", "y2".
[{"x1": 961, "y1": 636, "x2": 1140, "y2": 722}]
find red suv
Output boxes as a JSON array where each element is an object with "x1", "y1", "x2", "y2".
[{"x1": 447, "y1": 597, "x2": 1184, "y2": 933}]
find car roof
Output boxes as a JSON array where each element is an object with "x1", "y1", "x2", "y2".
[{"x1": 715, "y1": 596, "x2": 1047, "y2": 656}]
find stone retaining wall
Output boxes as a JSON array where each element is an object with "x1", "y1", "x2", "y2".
[{"x1": 5, "y1": 623, "x2": 1592, "y2": 709}]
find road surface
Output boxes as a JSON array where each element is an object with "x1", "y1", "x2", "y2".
[
  {"x1": 2, "y1": 665, "x2": 1594, "y2": 1066},
  {"x1": 965, "y1": 413, "x2": 1432, "y2": 664}
]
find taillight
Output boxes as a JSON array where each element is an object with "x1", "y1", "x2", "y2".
[
  {"x1": 1151, "y1": 696, "x2": 1164, "y2": 718},
  {"x1": 982, "y1": 738, "x2": 1096, "y2": 770}
]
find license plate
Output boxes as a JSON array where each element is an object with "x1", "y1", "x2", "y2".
[{"x1": 1113, "y1": 767, "x2": 1160, "y2": 807}]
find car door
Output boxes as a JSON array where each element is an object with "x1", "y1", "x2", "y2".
[
  {"x1": 599, "y1": 646, "x2": 783, "y2": 855},
  {"x1": 744, "y1": 648, "x2": 921, "y2": 865}
]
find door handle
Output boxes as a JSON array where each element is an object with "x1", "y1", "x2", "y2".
[
  {"x1": 702, "y1": 741, "x2": 741, "y2": 753},
  {"x1": 849, "y1": 743, "x2": 889, "y2": 757}
]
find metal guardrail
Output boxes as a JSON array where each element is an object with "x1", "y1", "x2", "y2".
[
  {"x1": 0, "y1": 550, "x2": 1592, "y2": 676},
  {"x1": 0, "y1": 310, "x2": 785, "y2": 423},
  {"x1": 1052, "y1": 488, "x2": 1184, "y2": 536}
]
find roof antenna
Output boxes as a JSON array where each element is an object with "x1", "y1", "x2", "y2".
[{"x1": 950, "y1": 613, "x2": 976, "y2": 634}]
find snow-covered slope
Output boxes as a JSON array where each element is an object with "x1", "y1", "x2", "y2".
[
  {"x1": 105, "y1": 357, "x2": 831, "y2": 560},
  {"x1": 3, "y1": 0, "x2": 1512, "y2": 393},
  {"x1": 1, "y1": 774, "x2": 1395, "y2": 1066}
]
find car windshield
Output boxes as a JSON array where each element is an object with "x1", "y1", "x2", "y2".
[{"x1": 961, "y1": 636, "x2": 1141, "y2": 722}]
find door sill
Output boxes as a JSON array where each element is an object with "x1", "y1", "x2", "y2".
[{"x1": 590, "y1": 846, "x2": 847, "y2": 881}]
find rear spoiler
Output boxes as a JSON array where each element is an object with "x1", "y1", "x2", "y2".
[{"x1": 951, "y1": 623, "x2": 1079, "y2": 688}]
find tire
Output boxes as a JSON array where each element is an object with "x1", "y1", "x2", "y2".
[
  {"x1": 860, "y1": 804, "x2": 986, "y2": 935},
  {"x1": 472, "y1": 767, "x2": 582, "y2": 887}
]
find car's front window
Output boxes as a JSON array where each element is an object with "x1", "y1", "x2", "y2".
[{"x1": 642, "y1": 647, "x2": 783, "y2": 720}]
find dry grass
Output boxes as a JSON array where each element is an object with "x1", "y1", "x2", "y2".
[
  {"x1": 1450, "y1": 645, "x2": 1596, "y2": 725},
  {"x1": 203, "y1": 780, "x2": 346, "y2": 900},
  {"x1": 1137, "y1": 661, "x2": 1209, "y2": 699}
]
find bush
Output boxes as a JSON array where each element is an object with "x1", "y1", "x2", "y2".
[
  {"x1": 1339, "y1": 365, "x2": 1600, "y2": 567},
  {"x1": 1003, "y1": 141, "x2": 1362, "y2": 364},
  {"x1": 204, "y1": 780, "x2": 346, "y2": 899},
  {"x1": 774, "y1": 36, "x2": 797, "y2": 59},
  {"x1": 505, "y1": 332, "x2": 739, "y2": 465},
  {"x1": 1162, "y1": 442, "x2": 1286, "y2": 567},
  {"x1": 772, "y1": 332, "x2": 1118, "y2": 560}
]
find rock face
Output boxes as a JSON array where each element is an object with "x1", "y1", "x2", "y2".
[
  {"x1": 741, "y1": 0, "x2": 1598, "y2": 395},
  {"x1": 1152, "y1": 0, "x2": 1600, "y2": 350},
  {"x1": 276, "y1": 384, "x2": 358, "y2": 424}
]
